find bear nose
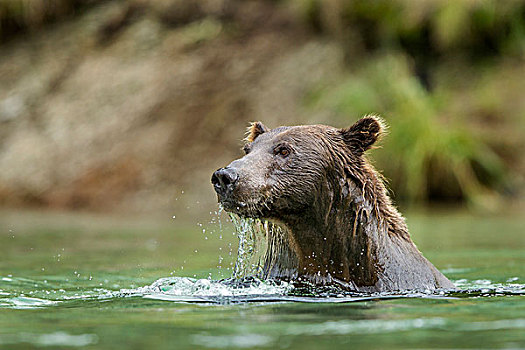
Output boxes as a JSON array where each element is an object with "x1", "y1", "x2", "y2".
[{"x1": 211, "y1": 167, "x2": 238, "y2": 196}]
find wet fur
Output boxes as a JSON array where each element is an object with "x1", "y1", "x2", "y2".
[{"x1": 216, "y1": 116, "x2": 454, "y2": 292}]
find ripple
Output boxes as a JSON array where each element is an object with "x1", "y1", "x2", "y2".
[
  {"x1": 458, "y1": 318, "x2": 525, "y2": 331},
  {"x1": 285, "y1": 318, "x2": 448, "y2": 336},
  {"x1": 0, "y1": 296, "x2": 59, "y2": 309},
  {"x1": 0, "y1": 276, "x2": 523, "y2": 308},
  {"x1": 192, "y1": 333, "x2": 274, "y2": 348},
  {"x1": 0, "y1": 332, "x2": 98, "y2": 347}
]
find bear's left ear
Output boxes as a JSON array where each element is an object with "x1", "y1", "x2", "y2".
[
  {"x1": 340, "y1": 115, "x2": 385, "y2": 155},
  {"x1": 245, "y1": 121, "x2": 270, "y2": 142}
]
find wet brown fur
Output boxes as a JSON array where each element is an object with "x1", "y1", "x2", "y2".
[{"x1": 214, "y1": 116, "x2": 454, "y2": 292}]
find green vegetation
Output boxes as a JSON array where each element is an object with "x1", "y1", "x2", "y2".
[
  {"x1": 294, "y1": 0, "x2": 525, "y2": 206},
  {"x1": 0, "y1": 0, "x2": 81, "y2": 41},
  {"x1": 291, "y1": 0, "x2": 525, "y2": 58},
  {"x1": 0, "y1": 0, "x2": 523, "y2": 209},
  {"x1": 307, "y1": 54, "x2": 508, "y2": 206}
]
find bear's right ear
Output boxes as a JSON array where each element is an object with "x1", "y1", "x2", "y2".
[
  {"x1": 340, "y1": 115, "x2": 385, "y2": 155},
  {"x1": 245, "y1": 121, "x2": 270, "y2": 142}
]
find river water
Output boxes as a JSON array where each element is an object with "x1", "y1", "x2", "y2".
[{"x1": 0, "y1": 209, "x2": 523, "y2": 349}]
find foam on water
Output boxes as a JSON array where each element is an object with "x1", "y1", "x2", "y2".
[
  {"x1": 1, "y1": 296, "x2": 59, "y2": 309},
  {"x1": 1, "y1": 274, "x2": 524, "y2": 307}
]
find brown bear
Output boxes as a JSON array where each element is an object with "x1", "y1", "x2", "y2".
[{"x1": 211, "y1": 116, "x2": 454, "y2": 292}]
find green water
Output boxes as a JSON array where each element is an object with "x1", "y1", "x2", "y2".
[{"x1": 0, "y1": 209, "x2": 524, "y2": 349}]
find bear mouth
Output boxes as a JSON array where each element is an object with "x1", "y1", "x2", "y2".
[{"x1": 218, "y1": 197, "x2": 268, "y2": 219}]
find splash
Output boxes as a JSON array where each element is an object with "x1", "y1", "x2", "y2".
[
  {"x1": 1, "y1": 210, "x2": 523, "y2": 306},
  {"x1": 1, "y1": 274, "x2": 524, "y2": 307}
]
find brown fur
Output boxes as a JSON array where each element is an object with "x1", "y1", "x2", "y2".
[
  {"x1": 212, "y1": 116, "x2": 454, "y2": 292},
  {"x1": 245, "y1": 121, "x2": 270, "y2": 143}
]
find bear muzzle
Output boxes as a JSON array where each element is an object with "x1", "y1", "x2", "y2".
[{"x1": 211, "y1": 167, "x2": 239, "y2": 200}]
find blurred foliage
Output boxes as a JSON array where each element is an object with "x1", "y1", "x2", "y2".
[
  {"x1": 290, "y1": 0, "x2": 525, "y2": 206},
  {"x1": 291, "y1": 0, "x2": 525, "y2": 58},
  {"x1": 0, "y1": 0, "x2": 523, "y2": 210},
  {"x1": 0, "y1": 0, "x2": 101, "y2": 42},
  {"x1": 306, "y1": 54, "x2": 508, "y2": 207}
]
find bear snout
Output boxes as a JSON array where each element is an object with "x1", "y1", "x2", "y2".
[{"x1": 211, "y1": 167, "x2": 239, "y2": 198}]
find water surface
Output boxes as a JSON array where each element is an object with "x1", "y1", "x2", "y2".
[{"x1": 0, "y1": 209, "x2": 523, "y2": 349}]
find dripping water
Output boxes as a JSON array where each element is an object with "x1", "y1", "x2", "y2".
[{"x1": 228, "y1": 213, "x2": 279, "y2": 279}]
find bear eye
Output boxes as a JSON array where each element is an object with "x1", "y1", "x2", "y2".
[{"x1": 274, "y1": 145, "x2": 291, "y2": 157}]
